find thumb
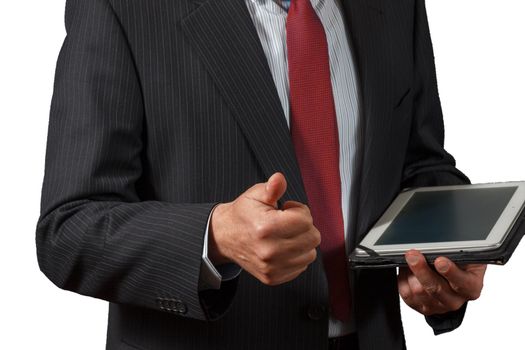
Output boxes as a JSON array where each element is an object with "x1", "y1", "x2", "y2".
[{"x1": 262, "y1": 172, "x2": 287, "y2": 208}]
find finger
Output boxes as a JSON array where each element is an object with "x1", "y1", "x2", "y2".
[
  {"x1": 245, "y1": 172, "x2": 287, "y2": 209},
  {"x1": 398, "y1": 268, "x2": 436, "y2": 315},
  {"x1": 399, "y1": 266, "x2": 465, "y2": 316},
  {"x1": 405, "y1": 297, "x2": 448, "y2": 316},
  {"x1": 406, "y1": 252, "x2": 467, "y2": 310},
  {"x1": 405, "y1": 250, "x2": 443, "y2": 295},
  {"x1": 397, "y1": 268, "x2": 412, "y2": 301},
  {"x1": 398, "y1": 268, "x2": 425, "y2": 311},
  {"x1": 283, "y1": 226, "x2": 321, "y2": 250},
  {"x1": 434, "y1": 257, "x2": 484, "y2": 300},
  {"x1": 285, "y1": 264, "x2": 309, "y2": 281},
  {"x1": 406, "y1": 272, "x2": 442, "y2": 312},
  {"x1": 283, "y1": 249, "x2": 318, "y2": 270},
  {"x1": 280, "y1": 200, "x2": 310, "y2": 216},
  {"x1": 272, "y1": 265, "x2": 309, "y2": 286},
  {"x1": 271, "y1": 204, "x2": 316, "y2": 239},
  {"x1": 281, "y1": 200, "x2": 305, "y2": 210},
  {"x1": 279, "y1": 201, "x2": 311, "y2": 228},
  {"x1": 264, "y1": 172, "x2": 287, "y2": 208},
  {"x1": 463, "y1": 264, "x2": 488, "y2": 283},
  {"x1": 262, "y1": 228, "x2": 320, "y2": 260},
  {"x1": 256, "y1": 258, "x2": 310, "y2": 286}
]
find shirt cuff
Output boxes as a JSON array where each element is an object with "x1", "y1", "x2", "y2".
[
  {"x1": 199, "y1": 204, "x2": 242, "y2": 291},
  {"x1": 425, "y1": 301, "x2": 468, "y2": 335}
]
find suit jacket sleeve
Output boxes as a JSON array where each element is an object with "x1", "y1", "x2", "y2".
[
  {"x1": 401, "y1": 0, "x2": 469, "y2": 191},
  {"x1": 401, "y1": 0, "x2": 470, "y2": 334},
  {"x1": 36, "y1": 0, "x2": 237, "y2": 321}
]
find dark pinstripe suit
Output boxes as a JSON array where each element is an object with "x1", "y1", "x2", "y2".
[{"x1": 36, "y1": 0, "x2": 470, "y2": 349}]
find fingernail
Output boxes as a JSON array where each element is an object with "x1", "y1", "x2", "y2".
[
  {"x1": 436, "y1": 260, "x2": 449, "y2": 273},
  {"x1": 406, "y1": 255, "x2": 419, "y2": 266}
]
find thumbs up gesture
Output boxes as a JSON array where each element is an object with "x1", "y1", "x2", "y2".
[{"x1": 208, "y1": 172, "x2": 321, "y2": 286}]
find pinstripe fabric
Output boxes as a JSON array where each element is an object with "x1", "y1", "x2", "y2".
[
  {"x1": 36, "y1": 0, "x2": 470, "y2": 349},
  {"x1": 245, "y1": 0, "x2": 362, "y2": 335}
]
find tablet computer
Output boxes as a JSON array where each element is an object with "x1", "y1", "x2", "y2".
[{"x1": 349, "y1": 181, "x2": 525, "y2": 268}]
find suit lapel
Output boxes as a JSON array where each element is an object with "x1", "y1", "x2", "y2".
[
  {"x1": 342, "y1": 0, "x2": 398, "y2": 242},
  {"x1": 180, "y1": 0, "x2": 398, "y2": 228},
  {"x1": 180, "y1": 0, "x2": 307, "y2": 205}
]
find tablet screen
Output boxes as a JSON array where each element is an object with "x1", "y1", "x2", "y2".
[{"x1": 376, "y1": 186, "x2": 519, "y2": 245}]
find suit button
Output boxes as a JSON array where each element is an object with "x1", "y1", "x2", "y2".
[
  {"x1": 307, "y1": 304, "x2": 326, "y2": 321},
  {"x1": 175, "y1": 301, "x2": 188, "y2": 314},
  {"x1": 156, "y1": 297, "x2": 187, "y2": 314},
  {"x1": 156, "y1": 298, "x2": 167, "y2": 310}
]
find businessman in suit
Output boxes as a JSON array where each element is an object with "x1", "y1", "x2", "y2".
[{"x1": 36, "y1": 0, "x2": 486, "y2": 349}]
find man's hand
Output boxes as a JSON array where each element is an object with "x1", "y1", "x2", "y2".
[
  {"x1": 398, "y1": 250, "x2": 487, "y2": 316},
  {"x1": 208, "y1": 172, "x2": 321, "y2": 286}
]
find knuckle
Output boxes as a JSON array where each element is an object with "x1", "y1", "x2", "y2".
[
  {"x1": 306, "y1": 212, "x2": 314, "y2": 226},
  {"x1": 258, "y1": 261, "x2": 272, "y2": 275},
  {"x1": 259, "y1": 274, "x2": 275, "y2": 286},
  {"x1": 419, "y1": 305, "x2": 429, "y2": 316},
  {"x1": 254, "y1": 222, "x2": 270, "y2": 238},
  {"x1": 449, "y1": 283, "x2": 462, "y2": 294},
  {"x1": 418, "y1": 304, "x2": 438, "y2": 316},
  {"x1": 302, "y1": 205, "x2": 312, "y2": 216},
  {"x1": 254, "y1": 223, "x2": 266, "y2": 237},
  {"x1": 412, "y1": 284, "x2": 425, "y2": 296},
  {"x1": 464, "y1": 280, "x2": 483, "y2": 300},
  {"x1": 258, "y1": 247, "x2": 276, "y2": 263},
  {"x1": 312, "y1": 230, "x2": 321, "y2": 247},
  {"x1": 259, "y1": 276, "x2": 270, "y2": 285},
  {"x1": 469, "y1": 290, "x2": 481, "y2": 301},
  {"x1": 266, "y1": 279, "x2": 280, "y2": 286},
  {"x1": 424, "y1": 283, "x2": 442, "y2": 297},
  {"x1": 308, "y1": 249, "x2": 317, "y2": 264},
  {"x1": 399, "y1": 289, "x2": 411, "y2": 300},
  {"x1": 296, "y1": 211, "x2": 313, "y2": 231},
  {"x1": 259, "y1": 268, "x2": 279, "y2": 286},
  {"x1": 398, "y1": 283, "x2": 411, "y2": 300}
]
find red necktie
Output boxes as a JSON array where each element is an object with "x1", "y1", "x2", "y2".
[{"x1": 287, "y1": 0, "x2": 351, "y2": 321}]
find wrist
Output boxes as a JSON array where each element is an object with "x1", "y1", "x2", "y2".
[{"x1": 208, "y1": 203, "x2": 234, "y2": 265}]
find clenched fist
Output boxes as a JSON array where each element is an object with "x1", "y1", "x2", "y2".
[{"x1": 208, "y1": 172, "x2": 321, "y2": 286}]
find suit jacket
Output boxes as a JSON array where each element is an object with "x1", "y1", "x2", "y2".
[{"x1": 36, "y1": 0, "x2": 470, "y2": 349}]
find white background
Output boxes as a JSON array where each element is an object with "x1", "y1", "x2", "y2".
[{"x1": 0, "y1": 0, "x2": 523, "y2": 349}]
